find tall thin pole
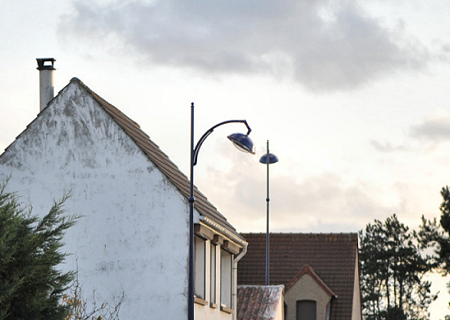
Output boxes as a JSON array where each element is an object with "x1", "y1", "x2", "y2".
[
  {"x1": 188, "y1": 102, "x2": 195, "y2": 320},
  {"x1": 188, "y1": 103, "x2": 254, "y2": 319},
  {"x1": 265, "y1": 140, "x2": 270, "y2": 286}
]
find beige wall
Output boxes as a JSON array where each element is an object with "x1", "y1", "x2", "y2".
[
  {"x1": 274, "y1": 293, "x2": 285, "y2": 320},
  {"x1": 195, "y1": 302, "x2": 233, "y2": 320},
  {"x1": 195, "y1": 238, "x2": 234, "y2": 320},
  {"x1": 285, "y1": 274, "x2": 332, "y2": 320},
  {"x1": 351, "y1": 256, "x2": 362, "y2": 320}
]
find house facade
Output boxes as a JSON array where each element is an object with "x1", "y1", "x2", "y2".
[
  {"x1": 0, "y1": 60, "x2": 247, "y2": 319},
  {"x1": 238, "y1": 233, "x2": 361, "y2": 320}
]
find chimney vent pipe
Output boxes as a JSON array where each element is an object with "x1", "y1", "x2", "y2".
[{"x1": 36, "y1": 58, "x2": 56, "y2": 111}]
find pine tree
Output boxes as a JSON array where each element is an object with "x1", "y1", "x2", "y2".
[
  {"x1": 0, "y1": 182, "x2": 77, "y2": 320},
  {"x1": 418, "y1": 186, "x2": 450, "y2": 319},
  {"x1": 359, "y1": 214, "x2": 436, "y2": 320}
]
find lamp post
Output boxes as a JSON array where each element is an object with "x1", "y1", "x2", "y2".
[
  {"x1": 188, "y1": 102, "x2": 255, "y2": 320},
  {"x1": 259, "y1": 140, "x2": 278, "y2": 285}
]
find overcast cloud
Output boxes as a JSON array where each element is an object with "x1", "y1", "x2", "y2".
[
  {"x1": 60, "y1": 0, "x2": 429, "y2": 91},
  {"x1": 196, "y1": 148, "x2": 395, "y2": 233},
  {"x1": 2, "y1": 0, "x2": 450, "y2": 315},
  {"x1": 410, "y1": 117, "x2": 450, "y2": 142},
  {"x1": 370, "y1": 140, "x2": 412, "y2": 153}
]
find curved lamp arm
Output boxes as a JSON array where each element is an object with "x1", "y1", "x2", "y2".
[
  {"x1": 193, "y1": 119, "x2": 253, "y2": 166},
  {"x1": 188, "y1": 102, "x2": 254, "y2": 320}
]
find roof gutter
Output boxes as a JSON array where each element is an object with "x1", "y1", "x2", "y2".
[
  {"x1": 232, "y1": 242, "x2": 248, "y2": 320},
  {"x1": 200, "y1": 216, "x2": 247, "y2": 247}
]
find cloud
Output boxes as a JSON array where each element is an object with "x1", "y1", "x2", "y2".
[
  {"x1": 370, "y1": 140, "x2": 411, "y2": 152},
  {"x1": 371, "y1": 116, "x2": 450, "y2": 153},
  {"x1": 410, "y1": 117, "x2": 450, "y2": 142},
  {"x1": 59, "y1": 0, "x2": 429, "y2": 91},
  {"x1": 196, "y1": 147, "x2": 394, "y2": 233}
]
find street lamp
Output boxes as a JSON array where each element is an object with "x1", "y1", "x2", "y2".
[
  {"x1": 188, "y1": 102, "x2": 255, "y2": 320},
  {"x1": 259, "y1": 140, "x2": 278, "y2": 285}
]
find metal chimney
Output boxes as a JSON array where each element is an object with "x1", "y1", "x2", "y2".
[{"x1": 36, "y1": 58, "x2": 56, "y2": 111}]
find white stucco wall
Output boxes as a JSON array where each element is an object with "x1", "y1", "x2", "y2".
[{"x1": 0, "y1": 81, "x2": 191, "y2": 319}]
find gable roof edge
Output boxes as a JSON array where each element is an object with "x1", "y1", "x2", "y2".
[
  {"x1": 285, "y1": 265, "x2": 337, "y2": 298},
  {"x1": 68, "y1": 78, "x2": 241, "y2": 235}
]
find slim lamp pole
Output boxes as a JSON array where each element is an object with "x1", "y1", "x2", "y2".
[
  {"x1": 188, "y1": 103, "x2": 195, "y2": 320},
  {"x1": 265, "y1": 141, "x2": 270, "y2": 285},
  {"x1": 259, "y1": 140, "x2": 278, "y2": 286},
  {"x1": 188, "y1": 102, "x2": 254, "y2": 320}
]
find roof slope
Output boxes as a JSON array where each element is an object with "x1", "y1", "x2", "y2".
[
  {"x1": 1, "y1": 77, "x2": 240, "y2": 236},
  {"x1": 237, "y1": 285, "x2": 284, "y2": 320},
  {"x1": 238, "y1": 233, "x2": 359, "y2": 320}
]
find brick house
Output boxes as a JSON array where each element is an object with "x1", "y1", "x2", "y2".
[{"x1": 237, "y1": 233, "x2": 361, "y2": 320}]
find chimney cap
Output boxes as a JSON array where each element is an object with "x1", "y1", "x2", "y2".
[{"x1": 36, "y1": 58, "x2": 56, "y2": 70}]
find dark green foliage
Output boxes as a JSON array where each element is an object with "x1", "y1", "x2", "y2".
[
  {"x1": 359, "y1": 214, "x2": 436, "y2": 320},
  {"x1": 0, "y1": 182, "x2": 77, "y2": 320},
  {"x1": 418, "y1": 186, "x2": 450, "y2": 318},
  {"x1": 436, "y1": 186, "x2": 450, "y2": 274}
]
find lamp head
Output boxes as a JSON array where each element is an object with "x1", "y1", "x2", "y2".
[
  {"x1": 259, "y1": 153, "x2": 279, "y2": 164},
  {"x1": 227, "y1": 133, "x2": 255, "y2": 154}
]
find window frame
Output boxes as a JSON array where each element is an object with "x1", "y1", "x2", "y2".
[
  {"x1": 220, "y1": 249, "x2": 233, "y2": 309},
  {"x1": 194, "y1": 235, "x2": 206, "y2": 300}
]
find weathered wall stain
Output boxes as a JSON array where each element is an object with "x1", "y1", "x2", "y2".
[{"x1": 0, "y1": 80, "x2": 191, "y2": 319}]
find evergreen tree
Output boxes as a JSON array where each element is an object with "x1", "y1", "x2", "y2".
[
  {"x1": 359, "y1": 214, "x2": 436, "y2": 320},
  {"x1": 417, "y1": 186, "x2": 450, "y2": 318},
  {"x1": 0, "y1": 183, "x2": 77, "y2": 320}
]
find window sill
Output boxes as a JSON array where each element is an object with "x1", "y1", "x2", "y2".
[
  {"x1": 194, "y1": 297, "x2": 208, "y2": 306},
  {"x1": 210, "y1": 302, "x2": 218, "y2": 309},
  {"x1": 220, "y1": 304, "x2": 233, "y2": 314}
]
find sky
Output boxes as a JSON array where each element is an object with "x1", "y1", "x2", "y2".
[{"x1": 1, "y1": 0, "x2": 450, "y2": 317}]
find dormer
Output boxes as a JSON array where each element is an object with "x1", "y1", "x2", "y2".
[{"x1": 284, "y1": 265, "x2": 337, "y2": 320}]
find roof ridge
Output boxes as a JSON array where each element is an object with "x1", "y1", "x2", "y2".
[
  {"x1": 241, "y1": 232, "x2": 358, "y2": 236},
  {"x1": 70, "y1": 77, "x2": 141, "y2": 129}
]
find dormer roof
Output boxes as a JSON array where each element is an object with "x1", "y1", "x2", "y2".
[{"x1": 285, "y1": 265, "x2": 337, "y2": 297}]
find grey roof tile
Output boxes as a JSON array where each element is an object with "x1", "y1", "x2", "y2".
[{"x1": 237, "y1": 285, "x2": 284, "y2": 320}]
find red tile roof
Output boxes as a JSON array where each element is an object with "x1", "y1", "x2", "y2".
[
  {"x1": 238, "y1": 233, "x2": 359, "y2": 320},
  {"x1": 237, "y1": 285, "x2": 284, "y2": 320}
]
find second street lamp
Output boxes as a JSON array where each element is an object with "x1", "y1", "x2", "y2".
[
  {"x1": 188, "y1": 102, "x2": 255, "y2": 320},
  {"x1": 259, "y1": 140, "x2": 278, "y2": 285}
]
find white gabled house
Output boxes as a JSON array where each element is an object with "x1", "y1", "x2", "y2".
[{"x1": 0, "y1": 59, "x2": 248, "y2": 320}]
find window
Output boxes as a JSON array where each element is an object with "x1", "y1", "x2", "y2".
[
  {"x1": 296, "y1": 300, "x2": 316, "y2": 320},
  {"x1": 194, "y1": 236, "x2": 206, "y2": 300},
  {"x1": 210, "y1": 243, "x2": 217, "y2": 305},
  {"x1": 220, "y1": 249, "x2": 233, "y2": 308}
]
